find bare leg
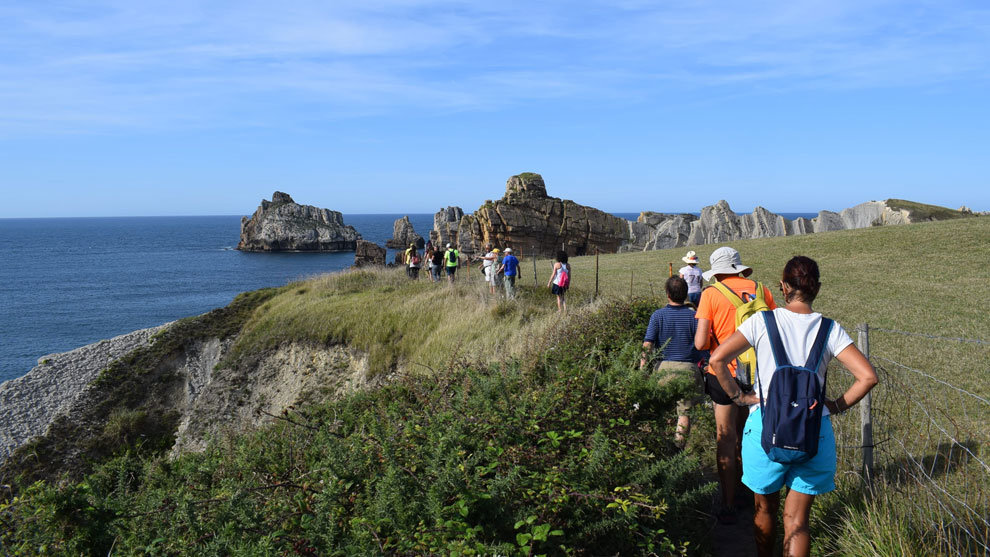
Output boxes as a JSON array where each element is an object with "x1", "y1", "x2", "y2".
[
  {"x1": 753, "y1": 492, "x2": 780, "y2": 557},
  {"x1": 674, "y1": 414, "x2": 690, "y2": 447},
  {"x1": 713, "y1": 402, "x2": 739, "y2": 509},
  {"x1": 782, "y1": 490, "x2": 815, "y2": 557}
]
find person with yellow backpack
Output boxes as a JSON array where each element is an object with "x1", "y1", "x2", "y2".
[{"x1": 694, "y1": 246, "x2": 777, "y2": 524}]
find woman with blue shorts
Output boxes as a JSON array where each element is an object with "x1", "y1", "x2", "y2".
[{"x1": 709, "y1": 256, "x2": 878, "y2": 557}]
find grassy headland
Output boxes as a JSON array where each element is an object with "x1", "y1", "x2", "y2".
[{"x1": 1, "y1": 216, "x2": 987, "y2": 555}]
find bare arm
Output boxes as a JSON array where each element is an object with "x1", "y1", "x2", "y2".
[
  {"x1": 547, "y1": 262, "x2": 560, "y2": 287},
  {"x1": 825, "y1": 344, "x2": 878, "y2": 413},
  {"x1": 640, "y1": 341, "x2": 654, "y2": 370},
  {"x1": 709, "y1": 330, "x2": 759, "y2": 406},
  {"x1": 695, "y1": 318, "x2": 712, "y2": 351}
]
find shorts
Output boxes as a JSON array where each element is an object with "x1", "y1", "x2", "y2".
[
  {"x1": 484, "y1": 266, "x2": 493, "y2": 282},
  {"x1": 688, "y1": 292, "x2": 701, "y2": 307},
  {"x1": 704, "y1": 372, "x2": 752, "y2": 406},
  {"x1": 551, "y1": 284, "x2": 567, "y2": 296},
  {"x1": 741, "y1": 409, "x2": 837, "y2": 496},
  {"x1": 657, "y1": 360, "x2": 704, "y2": 414},
  {"x1": 445, "y1": 266, "x2": 457, "y2": 276}
]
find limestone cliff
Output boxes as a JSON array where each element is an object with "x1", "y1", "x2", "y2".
[
  {"x1": 441, "y1": 173, "x2": 630, "y2": 257},
  {"x1": 385, "y1": 216, "x2": 424, "y2": 249},
  {"x1": 430, "y1": 173, "x2": 969, "y2": 254},
  {"x1": 238, "y1": 191, "x2": 361, "y2": 252}
]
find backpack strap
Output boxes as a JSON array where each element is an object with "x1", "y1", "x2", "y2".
[
  {"x1": 808, "y1": 318, "x2": 834, "y2": 400},
  {"x1": 711, "y1": 281, "x2": 744, "y2": 307},
  {"x1": 762, "y1": 311, "x2": 790, "y2": 368}
]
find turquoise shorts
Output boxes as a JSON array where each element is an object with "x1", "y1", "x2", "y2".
[{"x1": 741, "y1": 408, "x2": 837, "y2": 496}]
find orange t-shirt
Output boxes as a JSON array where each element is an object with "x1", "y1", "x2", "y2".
[{"x1": 695, "y1": 276, "x2": 777, "y2": 376}]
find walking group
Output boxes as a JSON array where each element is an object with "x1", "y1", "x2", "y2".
[
  {"x1": 641, "y1": 247, "x2": 878, "y2": 557},
  {"x1": 402, "y1": 241, "x2": 571, "y2": 312}
]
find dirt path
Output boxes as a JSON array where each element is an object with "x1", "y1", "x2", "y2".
[{"x1": 709, "y1": 505, "x2": 757, "y2": 557}]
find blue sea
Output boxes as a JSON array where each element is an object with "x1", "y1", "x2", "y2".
[{"x1": 0, "y1": 211, "x2": 816, "y2": 384}]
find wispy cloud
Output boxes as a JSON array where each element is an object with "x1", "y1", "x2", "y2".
[{"x1": 1, "y1": 0, "x2": 988, "y2": 133}]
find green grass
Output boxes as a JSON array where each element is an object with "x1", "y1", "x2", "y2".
[
  {"x1": 885, "y1": 198, "x2": 968, "y2": 221},
  {"x1": 2, "y1": 216, "x2": 988, "y2": 554}
]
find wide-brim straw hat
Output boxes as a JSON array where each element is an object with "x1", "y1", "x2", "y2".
[
  {"x1": 702, "y1": 247, "x2": 752, "y2": 281},
  {"x1": 682, "y1": 250, "x2": 698, "y2": 264}
]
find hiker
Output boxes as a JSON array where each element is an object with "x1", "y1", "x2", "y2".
[
  {"x1": 481, "y1": 243, "x2": 499, "y2": 294},
  {"x1": 490, "y1": 249, "x2": 504, "y2": 294},
  {"x1": 430, "y1": 244, "x2": 444, "y2": 282},
  {"x1": 694, "y1": 246, "x2": 777, "y2": 524},
  {"x1": 404, "y1": 243, "x2": 421, "y2": 280},
  {"x1": 709, "y1": 256, "x2": 877, "y2": 557},
  {"x1": 443, "y1": 243, "x2": 460, "y2": 284},
  {"x1": 498, "y1": 248, "x2": 519, "y2": 298},
  {"x1": 679, "y1": 250, "x2": 704, "y2": 307},
  {"x1": 546, "y1": 251, "x2": 570, "y2": 312},
  {"x1": 640, "y1": 276, "x2": 705, "y2": 448}
]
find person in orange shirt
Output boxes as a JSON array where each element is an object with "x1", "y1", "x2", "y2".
[{"x1": 694, "y1": 246, "x2": 777, "y2": 524}]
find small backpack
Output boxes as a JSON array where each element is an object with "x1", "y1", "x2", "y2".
[
  {"x1": 558, "y1": 264, "x2": 570, "y2": 288},
  {"x1": 447, "y1": 249, "x2": 458, "y2": 265},
  {"x1": 758, "y1": 311, "x2": 834, "y2": 464},
  {"x1": 711, "y1": 280, "x2": 770, "y2": 385}
]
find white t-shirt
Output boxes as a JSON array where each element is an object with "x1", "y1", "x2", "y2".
[
  {"x1": 679, "y1": 265, "x2": 704, "y2": 293},
  {"x1": 483, "y1": 251, "x2": 496, "y2": 268},
  {"x1": 737, "y1": 308, "x2": 854, "y2": 416}
]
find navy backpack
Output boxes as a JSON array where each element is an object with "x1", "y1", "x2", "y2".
[{"x1": 758, "y1": 311, "x2": 834, "y2": 464}]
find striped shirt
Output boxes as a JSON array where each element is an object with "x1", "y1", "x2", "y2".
[{"x1": 644, "y1": 304, "x2": 701, "y2": 363}]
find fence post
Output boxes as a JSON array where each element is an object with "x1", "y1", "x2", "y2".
[
  {"x1": 533, "y1": 251, "x2": 538, "y2": 288},
  {"x1": 594, "y1": 250, "x2": 599, "y2": 300},
  {"x1": 629, "y1": 270, "x2": 634, "y2": 299},
  {"x1": 857, "y1": 323, "x2": 874, "y2": 488}
]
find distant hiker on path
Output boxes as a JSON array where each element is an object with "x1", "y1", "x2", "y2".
[
  {"x1": 709, "y1": 256, "x2": 877, "y2": 557},
  {"x1": 679, "y1": 250, "x2": 704, "y2": 307},
  {"x1": 547, "y1": 251, "x2": 570, "y2": 312},
  {"x1": 498, "y1": 248, "x2": 519, "y2": 298},
  {"x1": 404, "y1": 244, "x2": 421, "y2": 280},
  {"x1": 490, "y1": 249, "x2": 504, "y2": 294},
  {"x1": 694, "y1": 246, "x2": 777, "y2": 525},
  {"x1": 444, "y1": 243, "x2": 459, "y2": 284},
  {"x1": 481, "y1": 244, "x2": 499, "y2": 294},
  {"x1": 429, "y1": 245, "x2": 444, "y2": 282},
  {"x1": 640, "y1": 276, "x2": 705, "y2": 448}
]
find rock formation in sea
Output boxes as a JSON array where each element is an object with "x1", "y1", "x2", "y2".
[
  {"x1": 431, "y1": 173, "x2": 970, "y2": 254},
  {"x1": 353, "y1": 240, "x2": 386, "y2": 267},
  {"x1": 237, "y1": 191, "x2": 361, "y2": 252},
  {"x1": 385, "y1": 216, "x2": 424, "y2": 249}
]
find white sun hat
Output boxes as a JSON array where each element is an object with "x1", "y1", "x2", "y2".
[
  {"x1": 702, "y1": 246, "x2": 753, "y2": 281},
  {"x1": 681, "y1": 250, "x2": 699, "y2": 264}
]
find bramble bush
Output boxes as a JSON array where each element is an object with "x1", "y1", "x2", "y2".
[{"x1": 1, "y1": 298, "x2": 714, "y2": 555}]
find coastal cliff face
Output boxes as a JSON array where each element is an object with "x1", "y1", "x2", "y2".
[
  {"x1": 431, "y1": 173, "x2": 968, "y2": 254},
  {"x1": 0, "y1": 290, "x2": 391, "y2": 483},
  {"x1": 237, "y1": 191, "x2": 361, "y2": 252}
]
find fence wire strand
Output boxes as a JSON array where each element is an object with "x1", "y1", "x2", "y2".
[
  {"x1": 830, "y1": 327, "x2": 990, "y2": 556},
  {"x1": 872, "y1": 327, "x2": 990, "y2": 346}
]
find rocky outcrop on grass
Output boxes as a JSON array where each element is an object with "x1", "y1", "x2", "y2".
[
  {"x1": 237, "y1": 191, "x2": 361, "y2": 252},
  {"x1": 433, "y1": 173, "x2": 970, "y2": 254}
]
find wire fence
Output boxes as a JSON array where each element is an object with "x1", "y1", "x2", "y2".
[{"x1": 830, "y1": 325, "x2": 990, "y2": 556}]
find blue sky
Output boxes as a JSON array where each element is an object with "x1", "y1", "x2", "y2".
[{"x1": 1, "y1": 0, "x2": 988, "y2": 217}]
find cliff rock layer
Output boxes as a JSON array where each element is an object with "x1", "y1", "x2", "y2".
[
  {"x1": 353, "y1": 240, "x2": 387, "y2": 267},
  {"x1": 385, "y1": 216, "x2": 424, "y2": 249},
  {"x1": 454, "y1": 173, "x2": 630, "y2": 257},
  {"x1": 238, "y1": 191, "x2": 361, "y2": 252}
]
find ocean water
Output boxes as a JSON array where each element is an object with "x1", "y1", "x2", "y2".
[
  {"x1": 0, "y1": 214, "x2": 434, "y2": 384},
  {"x1": 0, "y1": 211, "x2": 817, "y2": 384}
]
